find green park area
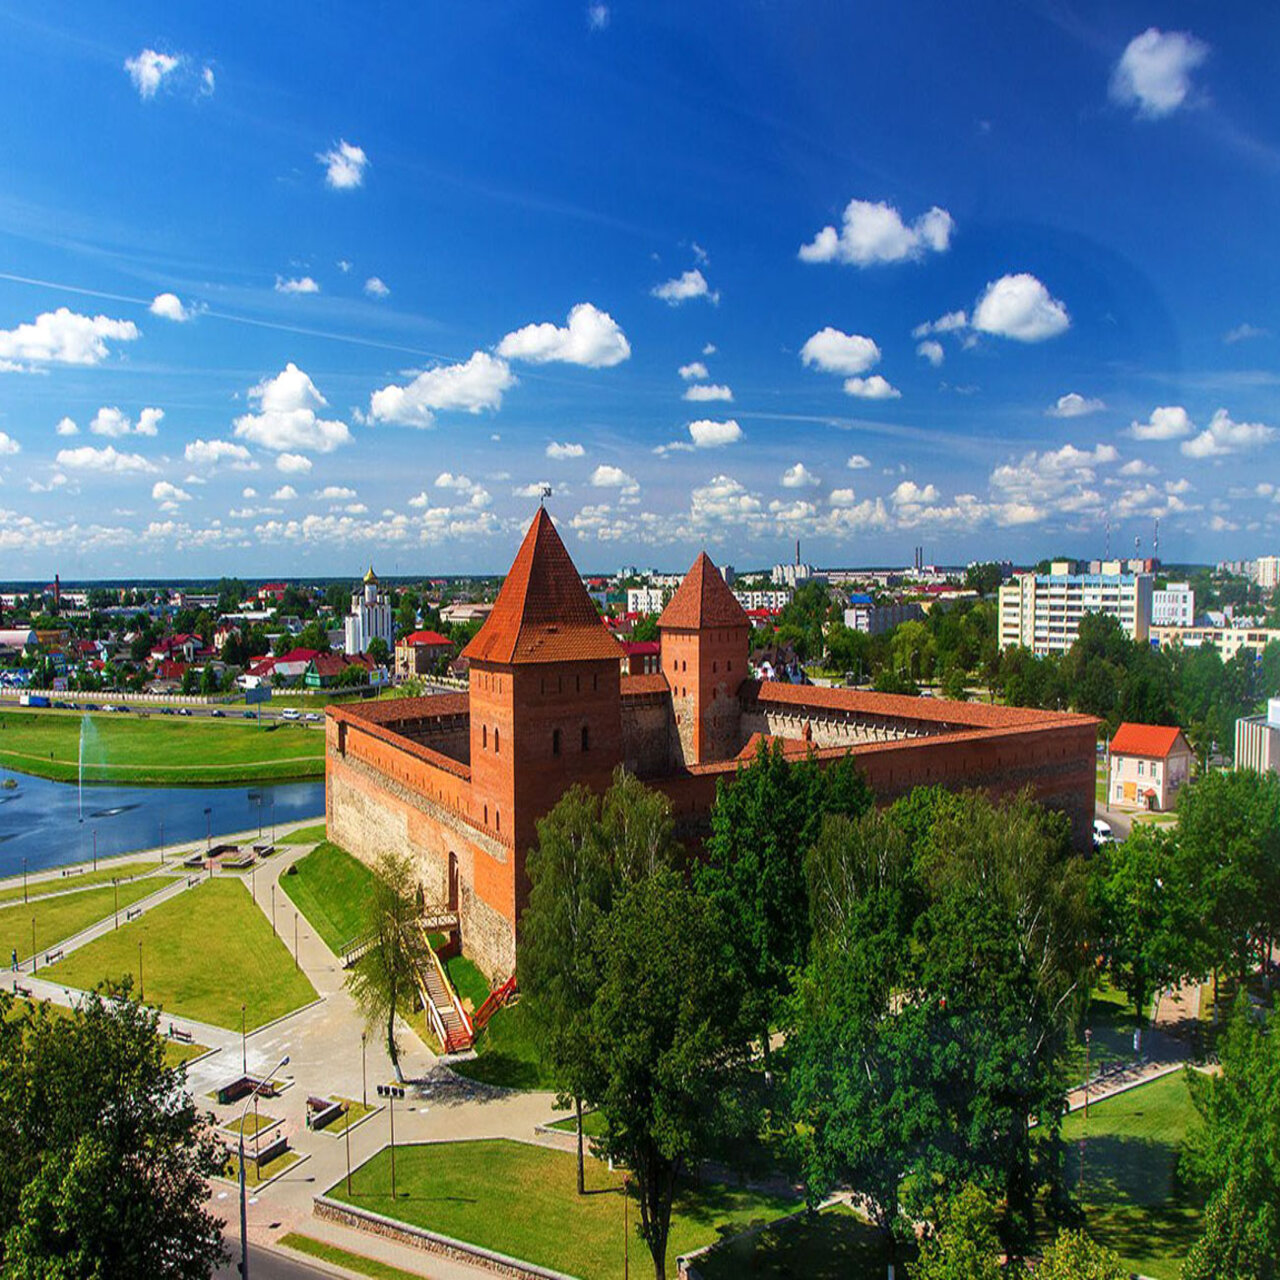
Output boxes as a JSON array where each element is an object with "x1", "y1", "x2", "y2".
[
  {"x1": 279, "y1": 841, "x2": 379, "y2": 952},
  {"x1": 329, "y1": 1138, "x2": 799, "y2": 1280},
  {"x1": 1058, "y1": 1071, "x2": 1204, "y2": 1280},
  {"x1": 697, "y1": 1203, "x2": 895, "y2": 1279},
  {"x1": 0, "y1": 708, "x2": 324, "y2": 785},
  {"x1": 279, "y1": 823, "x2": 328, "y2": 845},
  {"x1": 279, "y1": 1234, "x2": 422, "y2": 1280},
  {"x1": 0, "y1": 876, "x2": 160, "y2": 963},
  {"x1": 0, "y1": 859, "x2": 160, "y2": 906},
  {"x1": 4, "y1": 995, "x2": 208, "y2": 1068},
  {"x1": 43, "y1": 877, "x2": 318, "y2": 1030}
]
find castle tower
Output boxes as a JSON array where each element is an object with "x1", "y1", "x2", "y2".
[
  {"x1": 462, "y1": 508, "x2": 624, "y2": 927},
  {"x1": 658, "y1": 552, "x2": 750, "y2": 766}
]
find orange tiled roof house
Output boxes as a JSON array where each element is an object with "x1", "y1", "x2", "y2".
[{"x1": 326, "y1": 509, "x2": 1098, "y2": 978}]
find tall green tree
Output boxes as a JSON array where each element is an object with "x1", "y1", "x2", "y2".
[
  {"x1": 0, "y1": 984, "x2": 226, "y2": 1279},
  {"x1": 346, "y1": 853, "x2": 431, "y2": 1077},
  {"x1": 913, "y1": 1185, "x2": 1003, "y2": 1280},
  {"x1": 1036, "y1": 1230, "x2": 1127, "y2": 1279}
]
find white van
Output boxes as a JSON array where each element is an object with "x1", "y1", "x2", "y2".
[{"x1": 1092, "y1": 819, "x2": 1114, "y2": 849}]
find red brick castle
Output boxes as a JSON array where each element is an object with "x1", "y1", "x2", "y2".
[{"x1": 326, "y1": 509, "x2": 1096, "y2": 978}]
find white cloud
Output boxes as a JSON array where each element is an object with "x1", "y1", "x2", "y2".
[
  {"x1": 912, "y1": 310, "x2": 968, "y2": 338},
  {"x1": 678, "y1": 361, "x2": 709, "y2": 381},
  {"x1": 408, "y1": 491, "x2": 430, "y2": 508},
  {"x1": 844, "y1": 375, "x2": 901, "y2": 400},
  {"x1": 683, "y1": 383, "x2": 733, "y2": 402},
  {"x1": 651, "y1": 269, "x2": 719, "y2": 306},
  {"x1": 0, "y1": 308, "x2": 139, "y2": 370},
  {"x1": 435, "y1": 472, "x2": 475, "y2": 491},
  {"x1": 799, "y1": 198, "x2": 953, "y2": 266},
  {"x1": 590, "y1": 465, "x2": 639, "y2": 499},
  {"x1": 782, "y1": 462, "x2": 820, "y2": 488},
  {"x1": 972, "y1": 273, "x2": 1070, "y2": 342},
  {"x1": 1119, "y1": 458, "x2": 1157, "y2": 477},
  {"x1": 275, "y1": 275, "x2": 320, "y2": 295},
  {"x1": 891, "y1": 480, "x2": 939, "y2": 505},
  {"x1": 587, "y1": 3, "x2": 609, "y2": 30},
  {"x1": 1224, "y1": 323, "x2": 1269, "y2": 344},
  {"x1": 369, "y1": 352, "x2": 515, "y2": 427},
  {"x1": 56, "y1": 445, "x2": 157, "y2": 475},
  {"x1": 317, "y1": 139, "x2": 368, "y2": 190},
  {"x1": 0, "y1": 432, "x2": 19, "y2": 456},
  {"x1": 242, "y1": 487, "x2": 258, "y2": 498},
  {"x1": 151, "y1": 481, "x2": 191, "y2": 504},
  {"x1": 201, "y1": 66, "x2": 215, "y2": 95},
  {"x1": 315, "y1": 485, "x2": 357, "y2": 500},
  {"x1": 1049, "y1": 392, "x2": 1105, "y2": 418},
  {"x1": 497, "y1": 302, "x2": 630, "y2": 367},
  {"x1": 513, "y1": 481, "x2": 553, "y2": 499},
  {"x1": 690, "y1": 475, "x2": 763, "y2": 525},
  {"x1": 184, "y1": 439, "x2": 257, "y2": 471},
  {"x1": 1111, "y1": 28, "x2": 1208, "y2": 119},
  {"x1": 800, "y1": 327, "x2": 880, "y2": 376},
  {"x1": 55, "y1": 417, "x2": 78, "y2": 437},
  {"x1": 89, "y1": 406, "x2": 162, "y2": 438},
  {"x1": 276, "y1": 452, "x2": 313, "y2": 475},
  {"x1": 272, "y1": 485, "x2": 299, "y2": 501},
  {"x1": 688, "y1": 419, "x2": 742, "y2": 448},
  {"x1": 917, "y1": 340, "x2": 944, "y2": 367},
  {"x1": 546, "y1": 441, "x2": 585, "y2": 460},
  {"x1": 364, "y1": 277, "x2": 390, "y2": 299},
  {"x1": 702, "y1": 343, "x2": 716, "y2": 356},
  {"x1": 124, "y1": 49, "x2": 179, "y2": 99},
  {"x1": 988, "y1": 442, "x2": 1119, "y2": 523},
  {"x1": 847, "y1": 454, "x2": 871, "y2": 470},
  {"x1": 233, "y1": 363, "x2": 352, "y2": 453},
  {"x1": 149, "y1": 292, "x2": 192, "y2": 322},
  {"x1": 1181, "y1": 408, "x2": 1276, "y2": 458},
  {"x1": 1130, "y1": 405, "x2": 1194, "y2": 441}
]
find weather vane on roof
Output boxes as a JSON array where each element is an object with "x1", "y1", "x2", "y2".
[{"x1": 539, "y1": 483, "x2": 552, "y2": 507}]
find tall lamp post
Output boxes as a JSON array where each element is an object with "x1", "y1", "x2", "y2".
[
  {"x1": 241, "y1": 1004, "x2": 247, "y2": 1074},
  {"x1": 238, "y1": 1054, "x2": 289, "y2": 1280},
  {"x1": 204, "y1": 806, "x2": 212, "y2": 853},
  {"x1": 376, "y1": 1083, "x2": 405, "y2": 1200}
]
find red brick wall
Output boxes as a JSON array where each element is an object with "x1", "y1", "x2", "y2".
[{"x1": 660, "y1": 624, "x2": 749, "y2": 764}]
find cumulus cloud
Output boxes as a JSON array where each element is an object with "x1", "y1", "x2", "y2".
[
  {"x1": 847, "y1": 454, "x2": 871, "y2": 470},
  {"x1": 688, "y1": 419, "x2": 742, "y2": 448},
  {"x1": 368, "y1": 352, "x2": 515, "y2": 428},
  {"x1": 513, "y1": 481, "x2": 554, "y2": 500},
  {"x1": 150, "y1": 292, "x2": 192, "y2": 322},
  {"x1": 988, "y1": 442, "x2": 1119, "y2": 523},
  {"x1": 124, "y1": 49, "x2": 180, "y2": 98},
  {"x1": 678, "y1": 361, "x2": 708, "y2": 381},
  {"x1": 651, "y1": 269, "x2": 719, "y2": 305},
  {"x1": 972, "y1": 273, "x2": 1070, "y2": 342},
  {"x1": 546, "y1": 441, "x2": 585, "y2": 459},
  {"x1": 800, "y1": 327, "x2": 880, "y2": 376},
  {"x1": 275, "y1": 275, "x2": 320, "y2": 295},
  {"x1": 782, "y1": 462, "x2": 820, "y2": 488},
  {"x1": 683, "y1": 383, "x2": 733, "y2": 402},
  {"x1": 56, "y1": 445, "x2": 157, "y2": 475},
  {"x1": 276, "y1": 453, "x2": 313, "y2": 475},
  {"x1": 844, "y1": 375, "x2": 900, "y2": 400},
  {"x1": 271, "y1": 485, "x2": 298, "y2": 501},
  {"x1": 55, "y1": 417, "x2": 78, "y2": 437},
  {"x1": 1049, "y1": 392, "x2": 1105, "y2": 418},
  {"x1": 1130, "y1": 405, "x2": 1194, "y2": 441},
  {"x1": 0, "y1": 308, "x2": 139, "y2": 371},
  {"x1": 1223, "y1": 322, "x2": 1269, "y2": 344},
  {"x1": 917, "y1": 340, "x2": 944, "y2": 367},
  {"x1": 318, "y1": 139, "x2": 368, "y2": 190},
  {"x1": 151, "y1": 481, "x2": 191, "y2": 504},
  {"x1": 587, "y1": 3, "x2": 609, "y2": 30},
  {"x1": 1111, "y1": 28, "x2": 1208, "y2": 118},
  {"x1": 315, "y1": 485, "x2": 356, "y2": 501},
  {"x1": 497, "y1": 302, "x2": 630, "y2": 367},
  {"x1": 233, "y1": 363, "x2": 353, "y2": 453},
  {"x1": 1181, "y1": 408, "x2": 1276, "y2": 458},
  {"x1": 0, "y1": 432, "x2": 19, "y2": 456},
  {"x1": 435, "y1": 472, "x2": 476, "y2": 491},
  {"x1": 89, "y1": 406, "x2": 162, "y2": 438},
  {"x1": 799, "y1": 198, "x2": 953, "y2": 266},
  {"x1": 364, "y1": 277, "x2": 390, "y2": 299},
  {"x1": 690, "y1": 475, "x2": 763, "y2": 525},
  {"x1": 184, "y1": 439, "x2": 256, "y2": 471},
  {"x1": 912, "y1": 310, "x2": 968, "y2": 338},
  {"x1": 1119, "y1": 458, "x2": 1157, "y2": 477},
  {"x1": 590, "y1": 464, "x2": 638, "y2": 493}
]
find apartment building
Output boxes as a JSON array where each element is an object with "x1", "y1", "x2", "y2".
[
  {"x1": 626, "y1": 587, "x2": 668, "y2": 615},
  {"x1": 1150, "y1": 624, "x2": 1280, "y2": 662},
  {"x1": 998, "y1": 560, "x2": 1153, "y2": 655},
  {"x1": 1235, "y1": 699, "x2": 1280, "y2": 776},
  {"x1": 1151, "y1": 583, "x2": 1195, "y2": 628}
]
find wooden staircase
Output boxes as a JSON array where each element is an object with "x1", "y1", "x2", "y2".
[{"x1": 414, "y1": 923, "x2": 474, "y2": 1054}]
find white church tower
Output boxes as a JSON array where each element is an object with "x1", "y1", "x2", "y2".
[{"x1": 344, "y1": 566, "x2": 394, "y2": 654}]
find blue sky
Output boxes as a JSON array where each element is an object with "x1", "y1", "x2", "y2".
[{"x1": 0, "y1": 2, "x2": 1277, "y2": 578}]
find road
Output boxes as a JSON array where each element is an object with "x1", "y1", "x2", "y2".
[{"x1": 214, "y1": 1244, "x2": 330, "y2": 1280}]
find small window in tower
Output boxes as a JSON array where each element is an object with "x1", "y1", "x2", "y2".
[
  {"x1": 484, "y1": 804, "x2": 489, "y2": 825},
  {"x1": 494, "y1": 727, "x2": 500, "y2": 753},
  {"x1": 727, "y1": 660, "x2": 732, "y2": 672},
  {"x1": 482, "y1": 724, "x2": 488, "y2": 749},
  {"x1": 576, "y1": 674, "x2": 581, "y2": 693},
  {"x1": 593, "y1": 673, "x2": 598, "y2": 691},
  {"x1": 581, "y1": 726, "x2": 590, "y2": 752},
  {"x1": 682, "y1": 660, "x2": 687, "y2": 672},
  {"x1": 552, "y1": 728, "x2": 561, "y2": 756},
  {"x1": 540, "y1": 677, "x2": 545, "y2": 695},
  {"x1": 713, "y1": 661, "x2": 718, "y2": 674},
  {"x1": 496, "y1": 809, "x2": 501, "y2": 832}
]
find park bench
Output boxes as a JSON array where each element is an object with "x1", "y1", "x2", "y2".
[
  {"x1": 126, "y1": 906, "x2": 143, "y2": 921},
  {"x1": 216, "y1": 1075, "x2": 278, "y2": 1106},
  {"x1": 182, "y1": 853, "x2": 204, "y2": 869},
  {"x1": 207, "y1": 844, "x2": 239, "y2": 859},
  {"x1": 60, "y1": 866, "x2": 87, "y2": 879},
  {"x1": 222, "y1": 855, "x2": 255, "y2": 870},
  {"x1": 251, "y1": 1132, "x2": 289, "y2": 1169},
  {"x1": 12, "y1": 982, "x2": 31, "y2": 998},
  {"x1": 253, "y1": 844, "x2": 276, "y2": 857},
  {"x1": 44, "y1": 949, "x2": 63, "y2": 965},
  {"x1": 167, "y1": 1024, "x2": 193, "y2": 1043},
  {"x1": 306, "y1": 1095, "x2": 346, "y2": 1131}
]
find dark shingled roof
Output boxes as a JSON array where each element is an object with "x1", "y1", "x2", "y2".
[
  {"x1": 462, "y1": 508, "x2": 623, "y2": 665},
  {"x1": 658, "y1": 552, "x2": 750, "y2": 631}
]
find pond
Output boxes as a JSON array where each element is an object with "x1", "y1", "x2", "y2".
[{"x1": 0, "y1": 770, "x2": 325, "y2": 875}]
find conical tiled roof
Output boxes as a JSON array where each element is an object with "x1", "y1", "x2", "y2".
[
  {"x1": 658, "y1": 552, "x2": 750, "y2": 630},
  {"x1": 463, "y1": 508, "x2": 623, "y2": 664}
]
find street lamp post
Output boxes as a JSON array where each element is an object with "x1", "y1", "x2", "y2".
[
  {"x1": 22, "y1": 857, "x2": 27, "y2": 905},
  {"x1": 92, "y1": 828, "x2": 97, "y2": 871},
  {"x1": 294, "y1": 912, "x2": 299, "y2": 970},
  {"x1": 113, "y1": 878, "x2": 119, "y2": 930},
  {"x1": 138, "y1": 941, "x2": 143, "y2": 1002},
  {"x1": 204, "y1": 807, "x2": 212, "y2": 853},
  {"x1": 238, "y1": 1054, "x2": 289, "y2": 1280},
  {"x1": 361, "y1": 1032, "x2": 367, "y2": 1108},
  {"x1": 376, "y1": 1084, "x2": 405, "y2": 1200},
  {"x1": 241, "y1": 1004, "x2": 247, "y2": 1074},
  {"x1": 31, "y1": 918, "x2": 36, "y2": 973},
  {"x1": 257, "y1": 796, "x2": 262, "y2": 839},
  {"x1": 270, "y1": 884, "x2": 276, "y2": 936},
  {"x1": 159, "y1": 819, "x2": 164, "y2": 866},
  {"x1": 271, "y1": 798, "x2": 275, "y2": 844}
]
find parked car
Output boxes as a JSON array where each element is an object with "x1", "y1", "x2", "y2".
[
  {"x1": 210, "y1": 709, "x2": 225, "y2": 717},
  {"x1": 177, "y1": 707, "x2": 192, "y2": 717},
  {"x1": 242, "y1": 710, "x2": 256, "y2": 719},
  {"x1": 1092, "y1": 819, "x2": 1114, "y2": 850},
  {"x1": 281, "y1": 709, "x2": 301, "y2": 721},
  {"x1": 304, "y1": 712, "x2": 321, "y2": 722}
]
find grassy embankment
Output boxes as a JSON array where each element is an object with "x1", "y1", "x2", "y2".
[
  {"x1": 0, "y1": 877, "x2": 161, "y2": 963},
  {"x1": 44, "y1": 877, "x2": 318, "y2": 1030},
  {"x1": 0, "y1": 708, "x2": 324, "y2": 785},
  {"x1": 0, "y1": 860, "x2": 162, "y2": 906}
]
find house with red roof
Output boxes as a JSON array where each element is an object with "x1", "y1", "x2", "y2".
[
  {"x1": 395, "y1": 629, "x2": 454, "y2": 678},
  {"x1": 1107, "y1": 722, "x2": 1194, "y2": 811}
]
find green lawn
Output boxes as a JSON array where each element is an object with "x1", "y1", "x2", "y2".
[
  {"x1": 1065, "y1": 977, "x2": 1147, "y2": 1079},
  {"x1": 223, "y1": 1111, "x2": 282, "y2": 1137},
  {"x1": 444, "y1": 952, "x2": 490, "y2": 1012},
  {"x1": 549, "y1": 1109, "x2": 607, "y2": 1138},
  {"x1": 225, "y1": 1148, "x2": 300, "y2": 1187},
  {"x1": 0, "y1": 860, "x2": 161, "y2": 906},
  {"x1": 279, "y1": 823, "x2": 328, "y2": 845},
  {"x1": 696, "y1": 1204, "x2": 899, "y2": 1279},
  {"x1": 280, "y1": 1234, "x2": 422, "y2": 1280},
  {"x1": 450, "y1": 998, "x2": 555, "y2": 1090},
  {"x1": 1058, "y1": 1071, "x2": 1203, "y2": 1280},
  {"x1": 329, "y1": 1139, "x2": 800, "y2": 1280},
  {"x1": 0, "y1": 877, "x2": 161, "y2": 962},
  {"x1": 0, "y1": 708, "x2": 323, "y2": 785},
  {"x1": 278, "y1": 842, "x2": 379, "y2": 953},
  {"x1": 323, "y1": 1098, "x2": 376, "y2": 1135},
  {"x1": 43, "y1": 878, "x2": 318, "y2": 1030}
]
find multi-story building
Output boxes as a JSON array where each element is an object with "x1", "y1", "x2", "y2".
[
  {"x1": 1107, "y1": 722, "x2": 1194, "y2": 812},
  {"x1": 1255, "y1": 555, "x2": 1280, "y2": 590},
  {"x1": 626, "y1": 587, "x2": 668, "y2": 615},
  {"x1": 998, "y1": 560, "x2": 1153, "y2": 655},
  {"x1": 1149, "y1": 624, "x2": 1280, "y2": 662},
  {"x1": 1151, "y1": 583, "x2": 1195, "y2": 628},
  {"x1": 344, "y1": 566, "x2": 394, "y2": 655},
  {"x1": 1235, "y1": 699, "x2": 1280, "y2": 776},
  {"x1": 772, "y1": 562, "x2": 821, "y2": 589},
  {"x1": 843, "y1": 597, "x2": 925, "y2": 636},
  {"x1": 734, "y1": 588, "x2": 793, "y2": 612}
]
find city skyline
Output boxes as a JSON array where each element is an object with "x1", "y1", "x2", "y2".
[{"x1": 1, "y1": 2, "x2": 1278, "y2": 576}]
